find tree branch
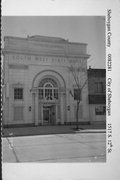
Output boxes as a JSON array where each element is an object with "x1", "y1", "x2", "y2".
[
  {"x1": 81, "y1": 78, "x2": 88, "y2": 90},
  {"x1": 69, "y1": 90, "x2": 74, "y2": 97}
]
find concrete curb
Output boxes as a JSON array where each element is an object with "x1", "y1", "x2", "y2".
[{"x1": 75, "y1": 129, "x2": 106, "y2": 133}]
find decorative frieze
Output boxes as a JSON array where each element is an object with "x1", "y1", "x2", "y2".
[
  {"x1": 11, "y1": 54, "x2": 86, "y2": 65},
  {"x1": 12, "y1": 54, "x2": 31, "y2": 61}
]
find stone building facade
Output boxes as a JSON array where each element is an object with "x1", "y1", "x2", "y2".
[{"x1": 2, "y1": 35, "x2": 90, "y2": 127}]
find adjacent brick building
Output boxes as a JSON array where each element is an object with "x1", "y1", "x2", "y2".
[{"x1": 87, "y1": 68, "x2": 106, "y2": 124}]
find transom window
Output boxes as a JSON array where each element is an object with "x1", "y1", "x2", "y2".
[
  {"x1": 38, "y1": 78, "x2": 59, "y2": 100},
  {"x1": 14, "y1": 88, "x2": 23, "y2": 100}
]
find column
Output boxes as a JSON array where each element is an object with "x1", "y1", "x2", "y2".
[
  {"x1": 32, "y1": 92, "x2": 35, "y2": 124},
  {"x1": 39, "y1": 103, "x2": 42, "y2": 125},
  {"x1": 41, "y1": 105, "x2": 43, "y2": 125},
  {"x1": 56, "y1": 104, "x2": 58, "y2": 124},
  {"x1": 34, "y1": 91, "x2": 39, "y2": 126}
]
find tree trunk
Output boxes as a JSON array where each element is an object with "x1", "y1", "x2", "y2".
[{"x1": 76, "y1": 100, "x2": 80, "y2": 130}]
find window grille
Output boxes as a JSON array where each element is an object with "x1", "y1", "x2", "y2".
[
  {"x1": 14, "y1": 88, "x2": 23, "y2": 100},
  {"x1": 38, "y1": 89, "x2": 43, "y2": 99},
  {"x1": 38, "y1": 78, "x2": 59, "y2": 100},
  {"x1": 54, "y1": 89, "x2": 58, "y2": 99}
]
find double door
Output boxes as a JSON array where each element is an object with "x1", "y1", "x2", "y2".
[{"x1": 43, "y1": 105, "x2": 56, "y2": 125}]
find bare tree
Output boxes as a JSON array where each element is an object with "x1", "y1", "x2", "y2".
[{"x1": 69, "y1": 60, "x2": 88, "y2": 130}]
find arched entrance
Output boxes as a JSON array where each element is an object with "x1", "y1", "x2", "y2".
[
  {"x1": 38, "y1": 77, "x2": 59, "y2": 125},
  {"x1": 31, "y1": 70, "x2": 66, "y2": 126}
]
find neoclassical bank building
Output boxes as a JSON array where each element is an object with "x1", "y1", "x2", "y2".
[{"x1": 2, "y1": 35, "x2": 90, "y2": 127}]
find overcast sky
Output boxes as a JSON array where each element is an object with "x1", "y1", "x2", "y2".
[{"x1": 2, "y1": 16, "x2": 105, "y2": 69}]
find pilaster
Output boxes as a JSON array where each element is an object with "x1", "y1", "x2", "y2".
[{"x1": 34, "y1": 90, "x2": 39, "y2": 126}]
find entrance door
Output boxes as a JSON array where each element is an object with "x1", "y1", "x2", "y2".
[
  {"x1": 43, "y1": 105, "x2": 56, "y2": 125},
  {"x1": 43, "y1": 107, "x2": 50, "y2": 125}
]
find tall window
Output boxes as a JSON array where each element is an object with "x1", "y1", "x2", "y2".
[
  {"x1": 74, "y1": 89, "x2": 81, "y2": 101},
  {"x1": 38, "y1": 78, "x2": 59, "y2": 101},
  {"x1": 14, "y1": 88, "x2": 23, "y2": 100},
  {"x1": 95, "y1": 82, "x2": 104, "y2": 93},
  {"x1": 45, "y1": 83, "x2": 53, "y2": 100}
]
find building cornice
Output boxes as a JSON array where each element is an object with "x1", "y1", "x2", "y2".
[
  {"x1": 2, "y1": 49, "x2": 90, "y2": 59},
  {"x1": 3, "y1": 35, "x2": 90, "y2": 60},
  {"x1": 4, "y1": 35, "x2": 87, "y2": 45}
]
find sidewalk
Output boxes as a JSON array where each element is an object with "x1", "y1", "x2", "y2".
[{"x1": 2, "y1": 124, "x2": 106, "y2": 137}]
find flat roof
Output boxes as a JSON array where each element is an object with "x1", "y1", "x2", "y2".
[{"x1": 4, "y1": 35, "x2": 88, "y2": 45}]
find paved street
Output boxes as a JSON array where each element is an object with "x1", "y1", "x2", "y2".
[{"x1": 2, "y1": 133, "x2": 106, "y2": 162}]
